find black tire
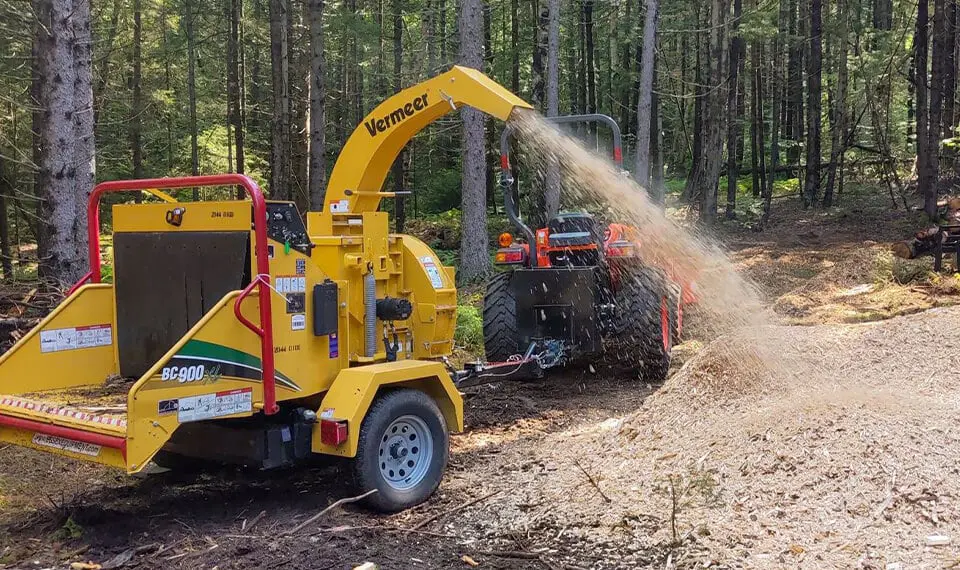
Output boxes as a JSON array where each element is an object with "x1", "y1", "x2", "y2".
[
  {"x1": 353, "y1": 389, "x2": 449, "y2": 513},
  {"x1": 609, "y1": 266, "x2": 671, "y2": 382},
  {"x1": 483, "y1": 272, "x2": 521, "y2": 362}
]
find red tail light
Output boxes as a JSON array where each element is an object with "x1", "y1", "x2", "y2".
[
  {"x1": 320, "y1": 418, "x2": 348, "y2": 446},
  {"x1": 495, "y1": 247, "x2": 527, "y2": 264}
]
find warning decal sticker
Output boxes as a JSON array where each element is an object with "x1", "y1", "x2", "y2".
[
  {"x1": 420, "y1": 256, "x2": 444, "y2": 289},
  {"x1": 39, "y1": 324, "x2": 112, "y2": 353},
  {"x1": 176, "y1": 388, "x2": 253, "y2": 423}
]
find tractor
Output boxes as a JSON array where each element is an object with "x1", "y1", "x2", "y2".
[
  {"x1": 478, "y1": 114, "x2": 686, "y2": 383},
  {"x1": 0, "y1": 66, "x2": 532, "y2": 512}
]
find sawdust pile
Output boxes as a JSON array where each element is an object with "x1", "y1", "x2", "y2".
[{"x1": 463, "y1": 308, "x2": 960, "y2": 568}]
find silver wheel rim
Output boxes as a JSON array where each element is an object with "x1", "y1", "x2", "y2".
[{"x1": 378, "y1": 414, "x2": 434, "y2": 491}]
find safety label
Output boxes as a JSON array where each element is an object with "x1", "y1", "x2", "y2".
[
  {"x1": 421, "y1": 256, "x2": 444, "y2": 289},
  {"x1": 39, "y1": 324, "x2": 112, "y2": 354},
  {"x1": 32, "y1": 433, "x2": 102, "y2": 457},
  {"x1": 291, "y1": 314, "x2": 306, "y2": 331},
  {"x1": 176, "y1": 388, "x2": 253, "y2": 423},
  {"x1": 276, "y1": 276, "x2": 306, "y2": 293},
  {"x1": 329, "y1": 199, "x2": 350, "y2": 213}
]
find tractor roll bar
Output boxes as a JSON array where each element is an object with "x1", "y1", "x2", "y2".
[
  {"x1": 70, "y1": 174, "x2": 279, "y2": 416},
  {"x1": 498, "y1": 114, "x2": 622, "y2": 267}
]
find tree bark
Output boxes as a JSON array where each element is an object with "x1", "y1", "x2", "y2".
[
  {"x1": 584, "y1": 0, "x2": 597, "y2": 121},
  {"x1": 459, "y1": 0, "x2": 490, "y2": 281},
  {"x1": 35, "y1": 0, "x2": 95, "y2": 284},
  {"x1": 392, "y1": 0, "x2": 407, "y2": 231},
  {"x1": 824, "y1": 0, "x2": 847, "y2": 207},
  {"x1": 803, "y1": 0, "x2": 822, "y2": 208},
  {"x1": 928, "y1": 0, "x2": 947, "y2": 218},
  {"x1": 531, "y1": 0, "x2": 547, "y2": 106},
  {"x1": 544, "y1": 0, "x2": 561, "y2": 218},
  {"x1": 186, "y1": 0, "x2": 200, "y2": 181},
  {"x1": 634, "y1": 0, "x2": 659, "y2": 191},
  {"x1": 228, "y1": 0, "x2": 246, "y2": 176},
  {"x1": 308, "y1": 0, "x2": 326, "y2": 210},
  {"x1": 764, "y1": 0, "x2": 788, "y2": 227},
  {"x1": 725, "y1": 0, "x2": 743, "y2": 219},
  {"x1": 0, "y1": 156, "x2": 12, "y2": 279},
  {"x1": 270, "y1": 0, "x2": 291, "y2": 198},
  {"x1": 511, "y1": 0, "x2": 520, "y2": 93},
  {"x1": 688, "y1": 0, "x2": 729, "y2": 222},
  {"x1": 132, "y1": 0, "x2": 143, "y2": 179}
]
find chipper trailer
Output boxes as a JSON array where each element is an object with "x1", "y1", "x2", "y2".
[{"x1": 0, "y1": 66, "x2": 535, "y2": 512}]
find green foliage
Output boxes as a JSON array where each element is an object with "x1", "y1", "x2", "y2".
[
  {"x1": 53, "y1": 516, "x2": 84, "y2": 540},
  {"x1": 454, "y1": 304, "x2": 483, "y2": 353}
]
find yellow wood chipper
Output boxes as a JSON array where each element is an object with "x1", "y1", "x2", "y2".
[{"x1": 0, "y1": 66, "x2": 531, "y2": 512}]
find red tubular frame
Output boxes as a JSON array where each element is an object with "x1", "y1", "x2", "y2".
[
  {"x1": 0, "y1": 414, "x2": 127, "y2": 455},
  {"x1": 70, "y1": 174, "x2": 278, "y2": 416}
]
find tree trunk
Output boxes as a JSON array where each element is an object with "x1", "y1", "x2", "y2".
[
  {"x1": 186, "y1": 0, "x2": 200, "y2": 182},
  {"x1": 803, "y1": 0, "x2": 822, "y2": 208},
  {"x1": 584, "y1": 0, "x2": 596, "y2": 121},
  {"x1": 132, "y1": 0, "x2": 143, "y2": 179},
  {"x1": 634, "y1": 0, "x2": 659, "y2": 190},
  {"x1": 531, "y1": 0, "x2": 546, "y2": 106},
  {"x1": 725, "y1": 0, "x2": 743, "y2": 219},
  {"x1": 651, "y1": 57, "x2": 665, "y2": 193},
  {"x1": 392, "y1": 0, "x2": 407, "y2": 231},
  {"x1": 750, "y1": 37, "x2": 763, "y2": 197},
  {"x1": 942, "y1": 0, "x2": 958, "y2": 172},
  {"x1": 824, "y1": 0, "x2": 847, "y2": 207},
  {"x1": 270, "y1": 0, "x2": 291, "y2": 198},
  {"x1": 927, "y1": 0, "x2": 947, "y2": 218},
  {"x1": 0, "y1": 156, "x2": 12, "y2": 279},
  {"x1": 544, "y1": 0, "x2": 561, "y2": 218},
  {"x1": 35, "y1": 0, "x2": 95, "y2": 284},
  {"x1": 308, "y1": 0, "x2": 326, "y2": 210},
  {"x1": 511, "y1": 0, "x2": 520, "y2": 93},
  {"x1": 764, "y1": 0, "x2": 788, "y2": 227},
  {"x1": 228, "y1": 0, "x2": 245, "y2": 176},
  {"x1": 459, "y1": 0, "x2": 490, "y2": 281},
  {"x1": 620, "y1": 0, "x2": 633, "y2": 139},
  {"x1": 689, "y1": 0, "x2": 729, "y2": 223}
]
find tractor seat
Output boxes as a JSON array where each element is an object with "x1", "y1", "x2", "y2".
[{"x1": 547, "y1": 212, "x2": 601, "y2": 248}]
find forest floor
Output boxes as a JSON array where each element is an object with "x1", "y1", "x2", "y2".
[{"x1": 2, "y1": 186, "x2": 960, "y2": 569}]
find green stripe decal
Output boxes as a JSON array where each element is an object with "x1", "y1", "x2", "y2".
[{"x1": 177, "y1": 339, "x2": 302, "y2": 391}]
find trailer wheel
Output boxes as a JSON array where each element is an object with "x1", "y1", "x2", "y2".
[
  {"x1": 353, "y1": 389, "x2": 448, "y2": 513},
  {"x1": 483, "y1": 272, "x2": 521, "y2": 362},
  {"x1": 610, "y1": 267, "x2": 671, "y2": 382}
]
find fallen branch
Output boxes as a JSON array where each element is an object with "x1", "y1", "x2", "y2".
[
  {"x1": 575, "y1": 460, "x2": 611, "y2": 503},
  {"x1": 283, "y1": 489, "x2": 378, "y2": 536},
  {"x1": 474, "y1": 550, "x2": 542, "y2": 560},
  {"x1": 316, "y1": 524, "x2": 455, "y2": 538},
  {"x1": 411, "y1": 488, "x2": 502, "y2": 531},
  {"x1": 242, "y1": 509, "x2": 267, "y2": 532}
]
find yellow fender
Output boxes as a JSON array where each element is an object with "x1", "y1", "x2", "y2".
[{"x1": 312, "y1": 360, "x2": 463, "y2": 457}]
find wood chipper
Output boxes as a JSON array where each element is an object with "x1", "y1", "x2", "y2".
[{"x1": 0, "y1": 66, "x2": 531, "y2": 512}]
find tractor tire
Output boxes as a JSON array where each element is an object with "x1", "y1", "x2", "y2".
[
  {"x1": 352, "y1": 389, "x2": 449, "y2": 513},
  {"x1": 609, "y1": 267, "x2": 672, "y2": 382},
  {"x1": 483, "y1": 272, "x2": 522, "y2": 362}
]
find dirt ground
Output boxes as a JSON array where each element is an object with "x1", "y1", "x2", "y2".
[{"x1": 2, "y1": 187, "x2": 959, "y2": 569}]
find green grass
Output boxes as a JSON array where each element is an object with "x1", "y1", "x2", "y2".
[{"x1": 454, "y1": 304, "x2": 483, "y2": 352}]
